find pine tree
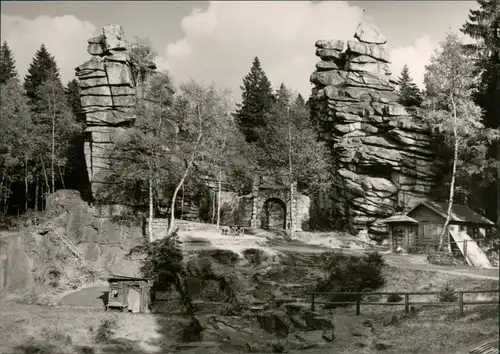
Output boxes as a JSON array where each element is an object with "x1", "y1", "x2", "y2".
[
  {"x1": 397, "y1": 65, "x2": 423, "y2": 107},
  {"x1": 275, "y1": 83, "x2": 292, "y2": 107},
  {"x1": 65, "y1": 79, "x2": 86, "y2": 124},
  {"x1": 24, "y1": 45, "x2": 62, "y2": 107},
  {"x1": 0, "y1": 41, "x2": 17, "y2": 84},
  {"x1": 461, "y1": 0, "x2": 500, "y2": 230},
  {"x1": 234, "y1": 57, "x2": 275, "y2": 143}
]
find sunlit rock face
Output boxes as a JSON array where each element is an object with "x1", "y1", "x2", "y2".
[
  {"x1": 75, "y1": 24, "x2": 155, "y2": 200},
  {"x1": 309, "y1": 22, "x2": 439, "y2": 237}
]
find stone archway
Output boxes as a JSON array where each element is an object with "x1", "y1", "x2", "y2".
[
  {"x1": 260, "y1": 197, "x2": 287, "y2": 230},
  {"x1": 246, "y1": 180, "x2": 310, "y2": 231}
]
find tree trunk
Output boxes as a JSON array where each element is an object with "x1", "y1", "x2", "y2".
[
  {"x1": 211, "y1": 189, "x2": 216, "y2": 224},
  {"x1": 181, "y1": 184, "x2": 185, "y2": 221},
  {"x1": 3, "y1": 181, "x2": 11, "y2": 215},
  {"x1": 167, "y1": 105, "x2": 204, "y2": 235},
  {"x1": 216, "y1": 168, "x2": 222, "y2": 229},
  {"x1": 51, "y1": 85, "x2": 56, "y2": 194},
  {"x1": 35, "y1": 181, "x2": 39, "y2": 212},
  {"x1": 57, "y1": 164, "x2": 65, "y2": 189},
  {"x1": 24, "y1": 159, "x2": 29, "y2": 211},
  {"x1": 497, "y1": 142, "x2": 500, "y2": 237},
  {"x1": 287, "y1": 107, "x2": 294, "y2": 239},
  {"x1": 149, "y1": 175, "x2": 154, "y2": 241},
  {"x1": 41, "y1": 157, "x2": 50, "y2": 192},
  {"x1": 0, "y1": 169, "x2": 5, "y2": 213},
  {"x1": 438, "y1": 94, "x2": 459, "y2": 253}
]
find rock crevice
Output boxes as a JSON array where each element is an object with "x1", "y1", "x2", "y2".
[{"x1": 309, "y1": 22, "x2": 439, "y2": 236}]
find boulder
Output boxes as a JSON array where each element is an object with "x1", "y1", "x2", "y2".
[
  {"x1": 354, "y1": 22, "x2": 387, "y2": 44},
  {"x1": 257, "y1": 310, "x2": 293, "y2": 338}
]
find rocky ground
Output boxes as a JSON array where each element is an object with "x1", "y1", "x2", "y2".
[{"x1": 0, "y1": 190, "x2": 498, "y2": 353}]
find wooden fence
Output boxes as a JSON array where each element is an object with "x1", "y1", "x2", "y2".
[{"x1": 309, "y1": 289, "x2": 500, "y2": 316}]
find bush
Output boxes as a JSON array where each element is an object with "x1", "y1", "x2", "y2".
[
  {"x1": 387, "y1": 293, "x2": 403, "y2": 303},
  {"x1": 197, "y1": 249, "x2": 239, "y2": 265},
  {"x1": 315, "y1": 251, "x2": 386, "y2": 307},
  {"x1": 90, "y1": 318, "x2": 118, "y2": 344},
  {"x1": 242, "y1": 248, "x2": 267, "y2": 266},
  {"x1": 437, "y1": 282, "x2": 458, "y2": 303}
]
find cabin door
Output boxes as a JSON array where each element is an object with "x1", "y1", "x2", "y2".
[{"x1": 127, "y1": 286, "x2": 141, "y2": 313}]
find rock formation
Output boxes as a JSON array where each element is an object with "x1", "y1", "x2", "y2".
[
  {"x1": 76, "y1": 24, "x2": 154, "y2": 199},
  {"x1": 309, "y1": 22, "x2": 439, "y2": 236}
]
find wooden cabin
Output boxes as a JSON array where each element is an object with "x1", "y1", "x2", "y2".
[
  {"x1": 106, "y1": 274, "x2": 152, "y2": 314},
  {"x1": 380, "y1": 214, "x2": 419, "y2": 253},
  {"x1": 405, "y1": 200, "x2": 494, "y2": 252}
]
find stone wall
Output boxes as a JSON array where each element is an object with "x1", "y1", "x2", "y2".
[{"x1": 309, "y1": 22, "x2": 439, "y2": 236}]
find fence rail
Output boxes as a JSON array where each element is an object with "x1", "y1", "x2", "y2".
[{"x1": 309, "y1": 289, "x2": 500, "y2": 315}]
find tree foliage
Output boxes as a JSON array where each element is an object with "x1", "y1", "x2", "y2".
[
  {"x1": 424, "y1": 32, "x2": 499, "y2": 250},
  {"x1": 397, "y1": 64, "x2": 423, "y2": 107},
  {"x1": 23, "y1": 45, "x2": 62, "y2": 107},
  {"x1": 461, "y1": 0, "x2": 500, "y2": 228},
  {"x1": 234, "y1": 57, "x2": 275, "y2": 143},
  {"x1": 255, "y1": 83, "x2": 330, "y2": 193},
  {"x1": 0, "y1": 41, "x2": 17, "y2": 84}
]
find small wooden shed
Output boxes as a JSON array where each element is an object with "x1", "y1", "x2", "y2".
[
  {"x1": 106, "y1": 274, "x2": 152, "y2": 314},
  {"x1": 380, "y1": 214, "x2": 419, "y2": 253},
  {"x1": 406, "y1": 200, "x2": 494, "y2": 248}
]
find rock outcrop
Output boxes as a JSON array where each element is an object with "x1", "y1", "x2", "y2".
[
  {"x1": 309, "y1": 22, "x2": 439, "y2": 236},
  {"x1": 76, "y1": 24, "x2": 155, "y2": 199}
]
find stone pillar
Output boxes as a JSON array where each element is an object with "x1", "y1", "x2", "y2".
[{"x1": 250, "y1": 178, "x2": 259, "y2": 228}]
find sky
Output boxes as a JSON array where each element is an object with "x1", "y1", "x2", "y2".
[{"x1": 1, "y1": 1, "x2": 478, "y2": 103}]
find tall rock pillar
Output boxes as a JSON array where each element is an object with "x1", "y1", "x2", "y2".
[
  {"x1": 309, "y1": 21, "x2": 439, "y2": 237},
  {"x1": 75, "y1": 25, "x2": 138, "y2": 199}
]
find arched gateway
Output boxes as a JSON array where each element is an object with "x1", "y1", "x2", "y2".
[{"x1": 248, "y1": 180, "x2": 310, "y2": 232}]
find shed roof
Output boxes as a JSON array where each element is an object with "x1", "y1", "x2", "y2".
[
  {"x1": 407, "y1": 200, "x2": 494, "y2": 226},
  {"x1": 107, "y1": 274, "x2": 148, "y2": 281},
  {"x1": 380, "y1": 214, "x2": 419, "y2": 224}
]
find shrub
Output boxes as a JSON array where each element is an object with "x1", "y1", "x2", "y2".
[
  {"x1": 387, "y1": 293, "x2": 403, "y2": 303},
  {"x1": 197, "y1": 249, "x2": 239, "y2": 265},
  {"x1": 90, "y1": 318, "x2": 117, "y2": 343},
  {"x1": 315, "y1": 251, "x2": 386, "y2": 307},
  {"x1": 437, "y1": 282, "x2": 458, "y2": 303},
  {"x1": 242, "y1": 248, "x2": 267, "y2": 266}
]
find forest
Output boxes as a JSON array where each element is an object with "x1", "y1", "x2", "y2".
[{"x1": 0, "y1": 0, "x2": 499, "y2": 236}]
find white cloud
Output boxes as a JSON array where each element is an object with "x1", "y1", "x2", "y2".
[
  {"x1": 389, "y1": 35, "x2": 437, "y2": 89},
  {"x1": 156, "y1": 1, "x2": 367, "y2": 101},
  {"x1": 0, "y1": 13, "x2": 97, "y2": 84}
]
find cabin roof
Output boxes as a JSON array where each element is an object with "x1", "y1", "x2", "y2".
[
  {"x1": 259, "y1": 183, "x2": 289, "y2": 190},
  {"x1": 407, "y1": 200, "x2": 494, "y2": 226},
  {"x1": 107, "y1": 273, "x2": 148, "y2": 282},
  {"x1": 380, "y1": 214, "x2": 419, "y2": 224}
]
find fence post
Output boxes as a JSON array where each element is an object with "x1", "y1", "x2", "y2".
[
  {"x1": 404, "y1": 293, "x2": 410, "y2": 314},
  {"x1": 311, "y1": 294, "x2": 315, "y2": 311},
  {"x1": 458, "y1": 291, "x2": 464, "y2": 315},
  {"x1": 356, "y1": 296, "x2": 361, "y2": 316}
]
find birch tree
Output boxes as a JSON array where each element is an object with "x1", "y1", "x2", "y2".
[
  {"x1": 166, "y1": 82, "x2": 232, "y2": 234},
  {"x1": 424, "y1": 32, "x2": 499, "y2": 251}
]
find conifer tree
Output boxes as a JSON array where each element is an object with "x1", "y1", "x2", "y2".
[
  {"x1": 397, "y1": 65, "x2": 423, "y2": 107},
  {"x1": 234, "y1": 57, "x2": 275, "y2": 143},
  {"x1": 24, "y1": 45, "x2": 62, "y2": 107},
  {"x1": 0, "y1": 41, "x2": 17, "y2": 84}
]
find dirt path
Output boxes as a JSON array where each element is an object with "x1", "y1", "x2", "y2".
[
  {"x1": 59, "y1": 285, "x2": 108, "y2": 308},
  {"x1": 270, "y1": 243, "x2": 499, "y2": 280}
]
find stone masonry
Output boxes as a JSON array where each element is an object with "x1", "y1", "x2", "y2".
[{"x1": 309, "y1": 21, "x2": 439, "y2": 236}]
